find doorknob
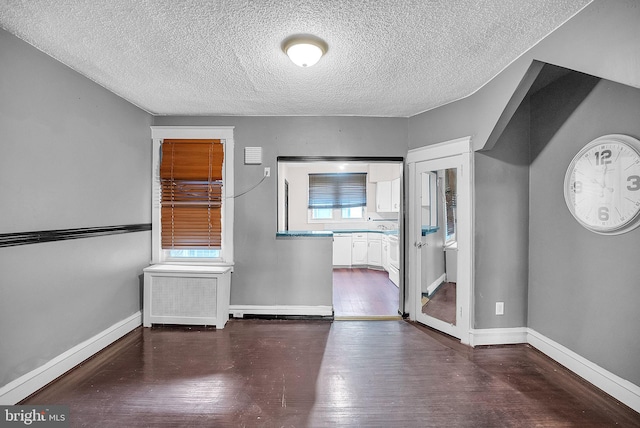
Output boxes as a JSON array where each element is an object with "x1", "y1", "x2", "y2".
[{"x1": 415, "y1": 241, "x2": 424, "y2": 248}]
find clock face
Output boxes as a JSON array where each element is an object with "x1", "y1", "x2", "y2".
[{"x1": 564, "y1": 134, "x2": 640, "y2": 234}]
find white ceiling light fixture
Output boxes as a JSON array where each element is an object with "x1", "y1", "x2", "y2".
[{"x1": 282, "y1": 35, "x2": 328, "y2": 68}]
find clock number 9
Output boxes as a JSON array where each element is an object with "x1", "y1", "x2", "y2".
[
  {"x1": 628, "y1": 175, "x2": 640, "y2": 191},
  {"x1": 595, "y1": 150, "x2": 612, "y2": 166},
  {"x1": 573, "y1": 181, "x2": 582, "y2": 193},
  {"x1": 598, "y1": 207, "x2": 609, "y2": 221}
]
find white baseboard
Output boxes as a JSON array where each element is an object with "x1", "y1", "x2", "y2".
[
  {"x1": 0, "y1": 311, "x2": 142, "y2": 405},
  {"x1": 527, "y1": 328, "x2": 640, "y2": 414},
  {"x1": 468, "y1": 326, "x2": 640, "y2": 413},
  {"x1": 426, "y1": 273, "x2": 447, "y2": 296},
  {"x1": 468, "y1": 327, "x2": 528, "y2": 347},
  {"x1": 229, "y1": 305, "x2": 333, "y2": 318}
]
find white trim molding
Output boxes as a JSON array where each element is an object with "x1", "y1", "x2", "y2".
[
  {"x1": 0, "y1": 312, "x2": 141, "y2": 405},
  {"x1": 149, "y1": 126, "x2": 235, "y2": 266},
  {"x1": 468, "y1": 327, "x2": 528, "y2": 347},
  {"x1": 229, "y1": 305, "x2": 333, "y2": 318},
  {"x1": 468, "y1": 327, "x2": 640, "y2": 413},
  {"x1": 426, "y1": 273, "x2": 447, "y2": 296},
  {"x1": 528, "y1": 328, "x2": 640, "y2": 414}
]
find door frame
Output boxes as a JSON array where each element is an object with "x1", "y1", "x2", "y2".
[{"x1": 407, "y1": 136, "x2": 473, "y2": 345}]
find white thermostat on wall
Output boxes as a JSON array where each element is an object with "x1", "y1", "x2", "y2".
[{"x1": 244, "y1": 147, "x2": 263, "y2": 165}]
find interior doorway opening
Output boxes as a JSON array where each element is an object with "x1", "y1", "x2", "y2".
[{"x1": 277, "y1": 157, "x2": 404, "y2": 320}]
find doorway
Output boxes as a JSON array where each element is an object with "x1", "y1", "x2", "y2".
[
  {"x1": 276, "y1": 157, "x2": 404, "y2": 320},
  {"x1": 408, "y1": 137, "x2": 472, "y2": 344}
]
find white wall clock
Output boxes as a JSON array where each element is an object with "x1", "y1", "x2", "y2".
[{"x1": 564, "y1": 134, "x2": 640, "y2": 235}]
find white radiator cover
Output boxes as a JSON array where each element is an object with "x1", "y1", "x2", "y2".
[{"x1": 143, "y1": 264, "x2": 232, "y2": 329}]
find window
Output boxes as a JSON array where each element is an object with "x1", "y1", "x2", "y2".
[
  {"x1": 150, "y1": 127, "x2": 234, "y2": 265},
  {"x1": 308, "y1": 172, "x2": 367, "y2": 222},
  {"x1": 311, "y1": 208, "x2": 333, "y2": 220},
  {"x1": 342, "y1": 206, "x2": 364, "y2": 219},
  {"x1": 308, "y1": 172, "x2": 367, "y2": 209},
  {"x1": 160, "y1": 139, "x2": 223, "y2": 259}
]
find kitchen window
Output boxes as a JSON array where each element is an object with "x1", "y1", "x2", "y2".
[
  {"x1": 308, "y1": 172, "x2": 367, "y2": 208},
  {"x1": 150, "y1": 127, "x2": 234, "y2": 265}
]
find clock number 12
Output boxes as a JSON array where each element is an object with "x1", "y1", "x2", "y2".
[{"x1": 595, "y1": 149, "x2": 612, "y2": 166}]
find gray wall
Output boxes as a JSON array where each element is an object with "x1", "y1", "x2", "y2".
[
  {"x1": 408, "y1": 0, "x2": 640, "y2": 385},
  {"x1": 153, "y1": 116, "x2": 408, "y2": 307},
  {"x1": 529, "y1": 76, "x2": 640, "y2": 385},
  {"x1": 0, "y1": 29, "x2": 152, "y2": 387},
  {"x1": 474, "y1": 101, "x2": 530, "y2": 329}
]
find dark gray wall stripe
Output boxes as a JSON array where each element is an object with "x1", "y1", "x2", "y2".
[{"x1": 0, "y1": 224, "x2": 151, "y2": 248}]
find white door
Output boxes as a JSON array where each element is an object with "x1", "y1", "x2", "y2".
[{"x1": 408, "y1": 138, "x2": 472, "y2": 344}]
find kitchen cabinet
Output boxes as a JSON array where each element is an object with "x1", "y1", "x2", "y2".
[
  {"x1": 351, "y1": 233, "x2": 368, "y2": 265},
  {"x1": 333, "y1": 233, "x2": 352, "y2": 266},
  {"x1": 391, "y1": 178, "x2": 400, "y2": 212},
  {"x1": 376, "y1": 178, "x2": 401, "y2": 213},
  {"x1": 381, "y1": 235, "x2": 389, "y2": 271},
  {"x1": 367, "y1": 233, "x2": 382, "y2": 267},
  {"x1": 376, "y1": 181, "x2": 392, "y2": 212}
]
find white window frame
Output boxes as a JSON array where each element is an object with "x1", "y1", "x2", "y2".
[{"x1": 150, "y1": 126, "x2": 234, "y2": 266}]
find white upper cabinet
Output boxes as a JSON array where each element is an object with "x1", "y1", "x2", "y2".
[
  {"x1": 391, "y1": 178, "x2": 400, "y2": 213},
  {"x1": 376, "y1": 181, "x2": 392, "y2": 212},
  {"x1": 376, "y1": 178, "x2": 400, "y2": 213}
]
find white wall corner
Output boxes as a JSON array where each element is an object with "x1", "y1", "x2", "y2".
[
  {"x1": 527, "y1": 328, "x2": 640, "y2": 414},
  {"x1": 468, "y1": 327, "x2": 528, "y2": 347},
  {"x1": 0, "y1": 312, "x2": 142, "y2": 405}
]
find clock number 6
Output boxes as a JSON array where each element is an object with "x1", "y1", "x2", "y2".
[
  {"x1": 595, "y1": 150, "x2": 612, "y2": 166},
  {"x1": 598, "y1": 207, "x2": 609, "y2": 221},
  {"x1": 628, "y1": 175, "x2": 640, "y2": 191}
]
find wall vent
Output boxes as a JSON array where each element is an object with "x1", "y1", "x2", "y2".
[{"x1": 244, "y1": 147, "x2": 263, "y2": 164}]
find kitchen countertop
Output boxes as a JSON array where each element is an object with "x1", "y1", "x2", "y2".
[{"x1": 276, "y1": 229, "x2": 398, "y2": 238}]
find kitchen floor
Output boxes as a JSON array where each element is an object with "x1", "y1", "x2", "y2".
[{"x1": 332, "y1": 268, "x2": 400, "y2": 318}]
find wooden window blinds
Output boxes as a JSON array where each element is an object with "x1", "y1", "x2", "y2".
[
  {"x1": 308, "y1": 173, "x2": 367, "y2": 209},
  {"x1": 160, "y1": 139, "x2": 224, "y2": 249}
]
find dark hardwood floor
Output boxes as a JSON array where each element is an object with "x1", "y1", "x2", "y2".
[
  {"x1": 21, "y1": 320, "x2": 640, "y2": 427},
  {"x1": 333, "y1": 268, "x2": 400, "y2": 318},
  {"x1": 422, "y1": 281, "x2": 456, "y2": 324}
]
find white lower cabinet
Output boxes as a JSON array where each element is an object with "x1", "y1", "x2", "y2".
[
  {"x1": 351, "y1": 233, "x2": 368, "y2": 265},
  {"x1": 333, "y1": 231, "x2": 390, "y2": 270},
  {"x1": 332, "y1": 233, "x2": 352, "y2": 266},
  {"x1": 382, "y1": 235, "x2": 389, "y2": 271},
  {"x1": 367, "y1": 233, "x2": 382, "y2": 267}
]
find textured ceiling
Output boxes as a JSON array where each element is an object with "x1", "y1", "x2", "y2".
[{"x1": 0, "y1": 0, "x2": 592, "y2": 117}]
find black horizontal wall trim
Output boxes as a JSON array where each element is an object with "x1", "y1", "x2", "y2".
[{"x1": 0, "y1": 224, "x2": 152, "y2": 248}]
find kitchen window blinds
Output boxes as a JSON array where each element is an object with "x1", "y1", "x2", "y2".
[
  {"x1": 160, "y1": 139, "x2": 223, "y2": 249},
  {"x1": 308, "y1": 173, "x2": 367, "y2": 209}
]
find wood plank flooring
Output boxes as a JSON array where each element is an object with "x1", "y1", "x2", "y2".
[
  {"x1": 21, "y1": 320, "x2": 640, "y2": 427},
  {"x1": 422, "y1": 282, "x2": 456, "y2": 324},
  {"x1": 332, "y1": 268, "x2": 399, "y2": 318}
]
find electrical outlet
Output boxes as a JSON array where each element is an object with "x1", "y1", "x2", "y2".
[
  {"x1": 264, "y1": 167, "x2": 271, "y2": 177},
  {"x1": 495, "y1": 301, "x2": 504, "y2": 316}
]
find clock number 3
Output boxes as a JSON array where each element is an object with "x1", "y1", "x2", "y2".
[
  {"x1": 594, "y1": 150, "x2": 612, "y2": 166},
  {"x1": 628, "y1": 175, "x2": 640, "y2": 191}
]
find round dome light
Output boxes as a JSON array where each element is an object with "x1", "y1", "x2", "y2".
[{"x1": 282, "y1": 36, "x2": 328, "y2": 67}]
